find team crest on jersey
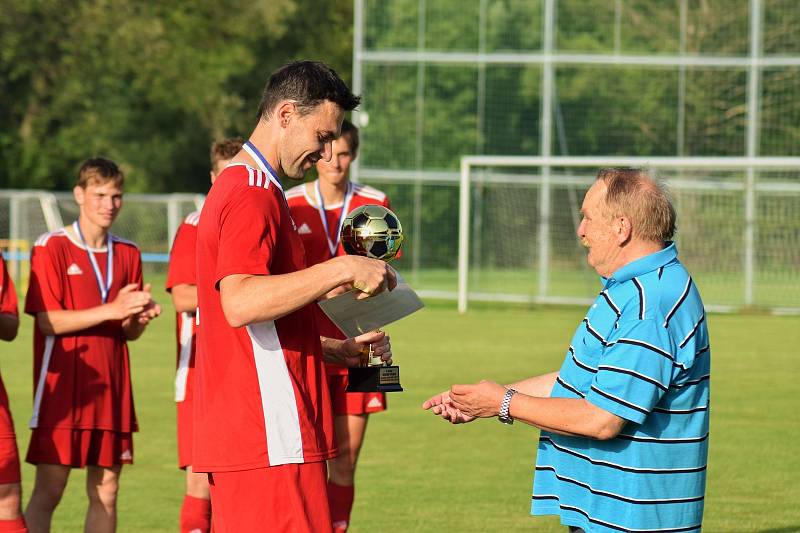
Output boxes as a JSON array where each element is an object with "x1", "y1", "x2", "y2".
[
  {"x1": 67, "y1": 263, "x2": 83, "y2": 275},
  {"x1": 297, "y1": 222, "x2": 312, "y2": 235}
]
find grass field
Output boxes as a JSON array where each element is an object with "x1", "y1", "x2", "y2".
[{"x1": 2, "y1": 278, "x2": 799, "y2": 532}]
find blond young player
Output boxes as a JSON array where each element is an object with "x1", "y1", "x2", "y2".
[
  {"x1": 166, "y1": 138, "x2": 243, "y2": 533},
  {"x1": 286, "y1": 121, "x2": 393, "y2": 532},
  {"x1": 24, "y1": 158, "x2": 161, "y2": 533}
]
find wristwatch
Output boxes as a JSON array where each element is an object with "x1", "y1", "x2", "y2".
[{"x1": 498, "y1": 387, "x2": 517, "y2": 425}]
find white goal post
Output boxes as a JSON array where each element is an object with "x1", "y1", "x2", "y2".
[{"x1": 458, "y1": 155, "x2": 800, "y2": 314}]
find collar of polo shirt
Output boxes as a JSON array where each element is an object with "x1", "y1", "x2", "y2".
[{"x1": 602, "y1": 241, "x2": 677, "y2": 288}]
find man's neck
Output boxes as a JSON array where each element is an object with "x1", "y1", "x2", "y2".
[
  {"x1": 240, "y1": 122, "x2": 283, "y2": 178},
  {"x1": 316, "y1": 179, "x2": 348, "y2": 206},
  {"x1": 76, "y1": 216, "x2": 108, "y2": 249},
  {"x1": 610, "y1": 240, "x2": 665, "y2": 277}
]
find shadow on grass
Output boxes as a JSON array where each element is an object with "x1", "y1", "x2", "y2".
[{"x1": 756, "y1": 526, "x2": 800, "y2": 533}]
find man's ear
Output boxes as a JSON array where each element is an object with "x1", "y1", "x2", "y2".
[
  {"x1": 73, "y1": 185, "x2": 85, "y2": 206},
  {"x1": 616, "y1": 215, "x2": 632, "y2": 245},
  {"x1": 275, "y1": 100, "x2": 297, "y2": 128}
]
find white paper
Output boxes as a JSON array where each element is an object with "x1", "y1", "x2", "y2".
[{"x1": 317, "y1": 273, "x2": 424, "y2": 337}]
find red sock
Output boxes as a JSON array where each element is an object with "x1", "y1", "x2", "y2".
[
  {"x1": 327, "y1": 482, "x2": 355, "y2": 533},
  {"x1": 0, "y1": 517, "x2": 28, "y2": 532},
  {"x1": 180, "y1": 495, "x2": 211, "y2": 533}
]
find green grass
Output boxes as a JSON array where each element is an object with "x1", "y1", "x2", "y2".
[
  {"x1": 404, "y1": 267, "x2": 800, "y2": 310},
  {"x1": 3, "y1": 278, "x2": 799, "y2": 531}
]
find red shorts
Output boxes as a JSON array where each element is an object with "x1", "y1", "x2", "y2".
[
  {"x1": 0, "y1": 382, "x2": 21, "y2": 484},
  {"x1": 327, "y1": 373, "x2": 387, "y2": 416},
  {"x1": 209, "y1": 462, "x2": 330, "y2": 533},
  {"x1": 176, "y1": 398, "x2": 193, "y2": 469},
  {"x1": 26, "y1": 428, "x2": 134, "y2": 468}
]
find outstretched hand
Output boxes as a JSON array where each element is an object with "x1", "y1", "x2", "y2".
[{"x1": 422, "y1": 390, "x2": 476, "y2": 424}]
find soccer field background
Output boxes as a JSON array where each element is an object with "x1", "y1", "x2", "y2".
[{"x1": 3, "y1": 279, "x2": 798, "y2": 532}]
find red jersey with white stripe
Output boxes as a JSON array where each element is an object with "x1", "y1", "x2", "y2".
[
  {"x1": 285, "y1": 181, "x2": 392, "y2": 375},
  {"x1": 24, "y1": 228, "x2": 141, "y2": 432},
  {"x1": 0, "y1": 255, "x2": 18, "y2": 438},
  {"x1": 166, "y1": 211, "x2": 200, "y2": 403},
  {"x1": 195, "y1": 164, "x2": 336, "y2": 472}
]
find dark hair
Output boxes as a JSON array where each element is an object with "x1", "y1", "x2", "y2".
[
  {"x1": 257, "y1": 60, "x2": 361, "y2": 119},
  {"x1": 339, "y1": 119, "x2": 360, "y2": 157},
  {"x1": 210, "y1": 137, "x2": 244, "y2": 168},
  {"x1": 76, "y1": 157, "x2": 124, "y2": 189},
  {"x1": 596, "y1": 167, "x2": 676, "y2": 242}
]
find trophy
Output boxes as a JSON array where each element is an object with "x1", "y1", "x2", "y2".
[{"x1": 319, "y1": 204, "x2": 422, "y2": 393}]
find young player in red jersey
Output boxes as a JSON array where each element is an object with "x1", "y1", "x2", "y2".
[
  {"x1": 23, "y1": 158, "x2": 161, "y2": 533},
  {"x1": 166, "y1": 137, "x2": 243, "y2": 533},
  {"x1": 194, "y1": 61, "x2": 396, "y2": 533},
  {"x1": 0, "y1": 255, "x2": 28, "y2": 532},
  {"x1": 286, "y1": 120, "x2": 393, "y2": 533}
]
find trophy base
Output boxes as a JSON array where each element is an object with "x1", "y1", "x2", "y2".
[{"x1": 346, "y1": 365, "x2": 403, "y2": 393}]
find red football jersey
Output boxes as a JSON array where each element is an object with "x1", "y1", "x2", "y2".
[
  {"x1": 285, "y1": 181, "x2": 392, "y2": 375},
  {"x1": 194, "y1": 164, "x2": 336, "y2": 472},
  {"x1": 166, "y1": 211, "x2": 200, "y2": 403},
  {"x1": 24, "y1": 228, "x2": 141, "y2": 432},
  {"x1": 0, "y1": 255, "x2": 18, "y2": 438}
]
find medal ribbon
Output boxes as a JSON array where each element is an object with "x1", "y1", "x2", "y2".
[
  {"x1": 315, "y1": 180, "x2": 353, "y2": 258},
  {"x1": 243, "y1": 141, "x2": 284, "y2": 192},
  {"x1": 73, "y1": 221, "x2": 113, "y2": 304}
]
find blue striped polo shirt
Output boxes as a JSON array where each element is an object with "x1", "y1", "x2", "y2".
[{"x1": 532, "y1": 243, "x2": 710, "y2": 532}]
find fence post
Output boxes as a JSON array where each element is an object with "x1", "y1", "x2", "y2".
[
  {"x1": 458, "y1": 158, "x2": 471, "y2": 314},
  {"x1": 744, "y1": 0, "x2": 762, "y2": 306},
  {"x1": 8, "y1": 195, "x2": 20, "y2": 284},
  {"x1": 167, "y1": 196, "x2": 181, "y2": 248},
  {"x1": 538, "y1": 0, "x2": 556, "y2": 300}
]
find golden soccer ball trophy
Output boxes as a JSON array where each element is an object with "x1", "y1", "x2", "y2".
[
  {"x1": 340, "y1": 204, "x2": 404, "y2": 392},
  {"x1": 341, "y1": 205, "x2": 404, "y2": 261}
]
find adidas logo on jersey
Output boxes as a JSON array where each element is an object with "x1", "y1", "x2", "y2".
[
  {"x1": 67, "y1": 263, "x2": 83, "y2": 275},
  {"x1": 297, "y1": 222, "x2": 312, "y2": 234},
  {"x1": 120, "y1": 449, "x2": 132, "y2": 461},
  {"x1": 367, "y1": 397, "x2": 383, "y2": 409}
]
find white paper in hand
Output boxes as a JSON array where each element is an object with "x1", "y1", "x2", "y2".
[{"x1": 318, "y1": 272, "x2": 424, "y2": 338}]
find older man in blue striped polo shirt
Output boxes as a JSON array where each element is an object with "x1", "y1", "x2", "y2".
[{"x1": 424, "y1": 167, "x2": 710, "y2": 533}]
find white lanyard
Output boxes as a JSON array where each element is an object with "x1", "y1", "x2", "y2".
[
  {"x1": 315, "y1": 180, "x2": 353, "y2": 258},
  {"x1": 73, "y1": 221, "x2": 113, "y2": 303}
]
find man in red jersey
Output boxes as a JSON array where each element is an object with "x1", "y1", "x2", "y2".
[
  {"x1": 23, "y1": 158, "x2": 161, "y2": 533},
  {"x1": 166, "y1": 137, "x2": 242, "y2": 533},
  {"x1": 0, "y1": 255, "x2": 27, "y2": 532},
  {"x1": 195, "y1": 60, "x2": 395, "y2": 533},
  {"x1": 286, "y1": 120, "x2": 393, "y2": 533}
]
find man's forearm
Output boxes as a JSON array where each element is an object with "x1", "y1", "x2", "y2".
[
  {"x1": 507, "y1": 371, "x2": 559, "y2": 398},
  {"x1": 36, "y1": 307, "x2": 113, "y2": 336},
  {"x1": 509, "y1": 395, "x2": 626, "y2": 440},
  {"x1": 170, "y1": 284, "x2": 198, "y2": 313},
  {"x1": 220, "y1": 261, "x2": 349, "y2": 327}
]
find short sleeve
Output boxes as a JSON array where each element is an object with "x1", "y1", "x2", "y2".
[
  {"x1": 0, "y1": 256, "x2": 18, "y2": 316},
  {"x1": 586, "y1": 319, "x2": 676, "y2": 424},
  {"x1": 25, "y1": 244, "x2": 65, "y2": 315},
  {"x1": 166, "y1": 223, "x2": 198, "y2": 291},
  {"x1": 214, "y1": 187, "x2": 281, "y2": 286}
]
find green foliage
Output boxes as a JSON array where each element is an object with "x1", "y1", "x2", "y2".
[{"x1": 0, "y1": 0, "x2": 353, "y2": 192}]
